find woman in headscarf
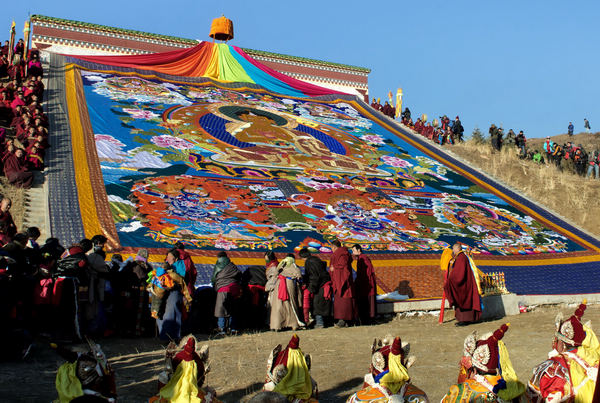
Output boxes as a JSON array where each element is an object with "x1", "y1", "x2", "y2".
[
  {"x1": 155, "y1": 249, "x2": 188, "y2": 341},
  {"x1": 211, "y1": 251, "x2": 241, "y2": 335},
  {"x1": 265, "y1": 253, "x2": 305, "y2": 331}
]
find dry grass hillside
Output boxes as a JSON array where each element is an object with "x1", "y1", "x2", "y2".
[{"x1": 451, "y1": 138, "x2": 600, "y2": 238}]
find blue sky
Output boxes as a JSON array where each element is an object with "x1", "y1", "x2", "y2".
[{"x1": 2, "y1": 1, "x2": 597, "y2": 138}]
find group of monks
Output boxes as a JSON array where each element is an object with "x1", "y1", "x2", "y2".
[
  {"x1": 0, "y1": 38, "x2": 47, "y2": 189},
  {"x1": 51, "y1": 300, "x2": 600, "y2": 402},
  {"x1": 370, "y1": 99, "x2": 396, "y2": 119},
  {"x1": 404, "y1": 115, "x2": 463, "y2": 146},
  {"x1": 212, "y1": 241, "x2": 378, "y2": 335},
  {"x1": 369, "y1": 99, "x2": 464, "y2": 147}
]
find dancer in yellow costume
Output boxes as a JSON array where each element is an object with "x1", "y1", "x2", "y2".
[
  {"x1": 527, "y1": 300, "x2": 600, "y2": 403},
  {"x1": 441, "y1": 323, "x2": 527, "y2": 402},
  {"x1": 263, "y1": 334, "x2": 318, "y2": 402},
  {"x1": 53, "y1": 338, "x2": 116, "y2": 402},
  {"x1": 346, "y1": 335, "x2": 429, "y2": 402},
  {"x1": 149, "y1": 335, "x2": 221, "y2": 403}
]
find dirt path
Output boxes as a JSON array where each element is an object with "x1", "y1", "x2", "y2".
[{"x1": 1, "y1": 304, "x2": 597, "y2": 402}]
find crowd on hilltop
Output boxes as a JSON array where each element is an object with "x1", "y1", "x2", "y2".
[
  {"x1": 0, "y1": 38, "x2": 47, "y2": 189},
  {"x1": 487, "y1": 123, "x2": 600, "y2": 179},
  {"x1": 369, "y1": 99, "x2": 464, "y2": 146},
  {"x1": 401, "y1": 108, "x2": 464, "y2": 146}
]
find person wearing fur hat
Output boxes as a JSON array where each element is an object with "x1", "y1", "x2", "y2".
[
  {"x1": 527, "y1": 301, "x2": 600, "y2": 403},
  {"x1": 150, "y1": 335, "x2": 221, "y2": 403},
  {"x1": 346, "y1": 335, "x2": 429, "y2": 402},
  {"x1": 53, "y1": 338, "x2": 116, "y2": 402},
  {"x1": 442, "y1": 323, "x2": 526, "y2": 402},
  {"x1": 263, "y1": 334, "x2": 318, "y2": 402}
]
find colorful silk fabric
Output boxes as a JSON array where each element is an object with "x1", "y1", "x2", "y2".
[{"x1": 70, "y1": 42, "x2": 342, "y2": 98}]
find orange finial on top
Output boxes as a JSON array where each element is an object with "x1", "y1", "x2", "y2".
[{"x1": 209, "y1": 15, "x2": 234, "y2": 42}]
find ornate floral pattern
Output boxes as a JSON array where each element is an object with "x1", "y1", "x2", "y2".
[{"x1": 81, "y1": 72, "x2": 583, "y2": 255}]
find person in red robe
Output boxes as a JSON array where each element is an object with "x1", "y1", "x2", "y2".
[
  {"x1": 351, "y1": 244, "x2": 377, "y2": 325},
  {"x1": 27, "y1": 145, "x2": 44, "y2": 170},
  {"x1": 329, "y1": 240, "x2": 356, "y2": 327},
  {"x1": 443, "y1": 243, "x2": 481, "y2": 326},
  {"x1": 3, "y1": 148, "x2": 34, "y2": 189}
]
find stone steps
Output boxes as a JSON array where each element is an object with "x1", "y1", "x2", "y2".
[
  {"x1": 22, "y1": 73, "x2": 51, "y2": 241},
  {"x1": 22, "y1": 170, "x2": 50, "y2": 241}
]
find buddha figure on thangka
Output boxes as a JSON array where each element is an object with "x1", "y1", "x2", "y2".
[{"x1": 164, "y1": 102, "x2": 389, "y2": 177}]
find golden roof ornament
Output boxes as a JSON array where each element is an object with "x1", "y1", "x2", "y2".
[{"x1": 209, "y1": 15, "x2": 234, "y2": 42}]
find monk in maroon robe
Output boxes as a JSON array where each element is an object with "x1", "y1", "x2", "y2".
[
  {"x1": 352, "y1": 244, "x2": 377, "y2": 324},
  {"x1": 443, "y1": 243, "x2": 481, "y2": 326},
  {"x1": 0, "y1": 198, "x2": 17, "y2": 240},
  {"x1": 329, "y1": 240, "x2": 356, "y2": 327},
  {"x1": 4, "y1": 148, "x2": 33, "y2": 189}
]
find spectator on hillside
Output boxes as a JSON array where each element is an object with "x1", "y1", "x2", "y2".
[
  {"x1": 489, "y1": 124, "x2": 502, "y2": 151},
  {"x1": 573, "y1": 146, "x2": 588, "y2": 175},
  {"x1": 532, "y1": 150, "x2": 544, "y2": 164},
  {"x1": 414, "y1": 117, "x2": 424, "y2": 134},
  {"x1": 587, "y1": 150, "x2": 600, "y2": 179},
  {"x1": 505, "y1": 129, "x2": 516, "y2": 147},
  {"x1": 551, "y1": 142, "x2": 563, "y2": 166},
  {"x1": 402, "y1": 107, "x2": 411, "y2": 122},
  {"x1": 584, "y1": 118, "x2": 591, "y2": 133},
  {"x1": 440, "y1": 115, "x2": 451, "y2": 131},
  {"x1": 381, "y1": 101, "x2": 395, "y2": 118},
  {"x1": 516, "y1": 130, "x2": 527, "y2": 156},
  {"x1": 452, "y1": 116, "x2": 464, "y2": 142},
  {"x1": 568, "y1": 122, "x2": 574, "y2": 136},
  {"x1": 543, "y1": 137, "x2": 554, "y2": 161}
]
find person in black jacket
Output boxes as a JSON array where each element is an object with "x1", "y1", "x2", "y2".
[
  {"x1": 241, "y1": 265, "x2": 268, "y2": 330},
  {"x1": 299, "y1": 248, "x2": 331, "y2": 328},
  {"x1": 452, "y1": 116, "x2": 464, "y2": 142}
]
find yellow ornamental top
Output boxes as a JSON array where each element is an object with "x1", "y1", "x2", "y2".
[{"x1": 209, "y1": 15, "x2": 234, "y2": 41}]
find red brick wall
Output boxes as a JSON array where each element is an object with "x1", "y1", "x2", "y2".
[{"x1": 375, "y1": 265, "x2": 444, "y2": 299}]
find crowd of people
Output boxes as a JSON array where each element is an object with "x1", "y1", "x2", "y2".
[
  {"x1": 33, "y1": 237, "x2": 599, "y2": 402},
  {"x1": 488, "y1": 123, "x2": 600, "y2": 179},
  {"x1": 0, "y1": 38, "x2": 47, "y2": 189},
  {"x1": 369, "y1": 98, "x2": 465, "y2": 146},
  {"x1": 50, "y1": 298, "x2": 600, "y2": 402},
  {"x1": 0, "y1": 201, "x2": 380, "y2": 358}
]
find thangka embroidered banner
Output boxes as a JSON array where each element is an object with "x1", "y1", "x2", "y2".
[{"x1": 52, "y1": 45, "x2": 600, "y2": 296}]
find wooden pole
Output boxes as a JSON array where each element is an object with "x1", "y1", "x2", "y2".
[
  {"x1": 592, "y1": 363, "x2": 600, "y2": 402},
  {"x1": 439, "y1": 269, "x2": 448, "y2": 324}
]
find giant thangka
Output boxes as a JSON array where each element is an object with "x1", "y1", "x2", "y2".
[{"x1": 52, "y1": 42, "x2": 600, "y2": 298}]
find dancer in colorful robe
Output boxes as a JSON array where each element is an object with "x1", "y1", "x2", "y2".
[
  {"x1": 53, "y1": 338, "x2": 116, "y2": 402},
  {"x1": 441, "y1": 323, "x2": 526, "y2": 402},
  {"x1": 330, "y1": 240, "x2": 356, "y2": 327},
  {"x1": 150, "y1": 335, "x2": 221, "y2": 403},
  {"x1": 527, "y1": 301, "x2": 600, "y2": 402},
  {"x1": 346, "y1": 335, "x2": 429, "y2": 402},
  {"x1": 263, "y1": 334, "x2": 318, "y2": 402},
  {"x1": 443, "y1": 243, "x2": 482, "y2": 325}
]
